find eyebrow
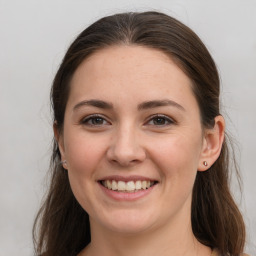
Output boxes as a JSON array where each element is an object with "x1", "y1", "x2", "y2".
[
  {"x1": 138, "y1": 99, "x2": 185, "y2": 111},
  {"x1": 73, "y1": 99, "x2": 185, "y2": 111},
  {"x1": 73, "y1": 99, "x2": 113, "y2": 111}
]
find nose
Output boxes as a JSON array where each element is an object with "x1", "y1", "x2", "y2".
[{"x1": 106, "y1": 125, "x2": 146, "y2": 167}]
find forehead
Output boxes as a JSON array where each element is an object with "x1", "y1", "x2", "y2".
[
  {"x1": 68, "y1": 45, "x2": 198, "y2": 111},
  {"x1": 72, "y1": 45, "x2": 187, "y2": 86}
]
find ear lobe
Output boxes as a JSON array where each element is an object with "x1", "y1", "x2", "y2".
[{"x1": 198, "y1": 115, "x2": 225, "y2": 171}]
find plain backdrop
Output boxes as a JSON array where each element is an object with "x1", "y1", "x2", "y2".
[{"x1": 0, "y1": 0, "x2": 255, "y2": 255}]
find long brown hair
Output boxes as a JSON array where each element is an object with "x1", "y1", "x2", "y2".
[{"x1": 33, "y1": 11, "x2": 245, "y2": 256}]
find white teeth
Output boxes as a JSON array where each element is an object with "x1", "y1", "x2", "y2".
[
  {"x1": 126, "y1": 181, "x2": 136, "y2": 191},
  {"x1": 112, "y1": 180, "x2": 118, "y2": 190},
  {"x1": 107, "y1": 180, "x2": 112, "y2": 189},
  {"x1": 135, "y1": 180, "x2": 142, "y2": 190},
  {"x1": 117, "y1": 181, "x2": 126, "y2": 191},
  {"x1": 102, "y1": 180, "x2": 155, "y2": 192},
  {"x1": 141, "y1": 181, "x2": 147, "y2": 189}
]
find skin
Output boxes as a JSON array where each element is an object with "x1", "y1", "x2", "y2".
[{"x1": 55, "y1": 45, "x2": 225, "y2": 256}]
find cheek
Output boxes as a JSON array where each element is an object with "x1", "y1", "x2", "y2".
[
  {"x1": 63, "y1": 133, "x2": 106, "y2": 212},
  {"x1": 144, "y1": 132, "x2": 203, "y2": 221},
  {"x1": 63, "y1": 131, "x2": 107, "y2": 187},
  {"x1": 149, "y1": 131, "x2": 202, "y2": 180}
]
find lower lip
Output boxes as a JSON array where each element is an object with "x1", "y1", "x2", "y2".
[{"x1": 98, "y1": 182, "x2": 156, "y2": 201}]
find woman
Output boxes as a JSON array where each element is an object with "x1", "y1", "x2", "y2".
[{"x1": 33, "y1": 11, "x2": 248, "y2": 256}]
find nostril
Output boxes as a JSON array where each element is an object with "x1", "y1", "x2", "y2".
[{"x1": 108, "y1": 152, "x2": 146, "y2": 167}]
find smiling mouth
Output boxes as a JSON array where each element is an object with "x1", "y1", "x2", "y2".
[{"x1": 99, "y1": 180, "x2": 158, "y2": 193}]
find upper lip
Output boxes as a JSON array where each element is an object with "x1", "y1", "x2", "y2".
[{"x1": 98, "y1": 175, "x2": 158, "y2": 182}]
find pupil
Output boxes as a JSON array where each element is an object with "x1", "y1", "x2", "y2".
[
  {"x1": 93, "y1": 117, "x2": 103, "y2": 124},
  {"x1": 154, "y1": 118, "x2": 165, "y2": 125}
]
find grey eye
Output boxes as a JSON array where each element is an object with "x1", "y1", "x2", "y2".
[
  {"x1": 152, "y1": 117, "x2": 168, "y2": 125},
  {"x1": 147, "y1": 115, "x2": 174, "y2": 126},
  {"x1": 90, "y1": 117, "x2": 105, "y2": 125},
  {"x1": 81, "y1": 115, "x2": 109, "y2": 126}
]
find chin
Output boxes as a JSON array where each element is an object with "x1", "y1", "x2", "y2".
[{"x1": 98, "y1": 209, "x2": 157, "y2": 234}]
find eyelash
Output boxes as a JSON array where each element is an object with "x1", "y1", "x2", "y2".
[
  {"x1": 80, "y1": 114, "x2": 175, "y2": 127},
  {"x1": 81, "y1": 114, "x2": 110, "y2": 126},
  {"x1": 145, "y1": 114, "x2": 175, "y2": 127}
]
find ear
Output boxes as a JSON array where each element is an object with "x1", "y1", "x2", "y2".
[
  {"x1": 198, "y1": 115, "x2": 225, "y2": 171},
  {"x1": 53, "y1": 121, "x2": 68, "y2": 169}
]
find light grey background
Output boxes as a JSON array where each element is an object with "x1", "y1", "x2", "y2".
[{"x1": 0, "y1": 0, "x2": 255, "y2": 255}]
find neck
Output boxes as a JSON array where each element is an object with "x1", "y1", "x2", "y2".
[{"x1": 79, "y1": 210, "x2": 211, "y2": 256}]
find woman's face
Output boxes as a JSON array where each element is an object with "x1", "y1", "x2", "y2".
[{"x1": 58, "y1": 46, "x2": 208, "y2": 234}]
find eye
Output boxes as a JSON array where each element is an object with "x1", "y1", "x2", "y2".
[
  {"x1": 81, "y1": 114, "x2": 110, "y2": 126},
  {"x1": 146, "y1": 114, "x2": 175, "y2": 126}
]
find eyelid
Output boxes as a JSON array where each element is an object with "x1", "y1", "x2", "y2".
[
  {"x1": 144, "y1": 114, "x2": 176, "y2": 126},
  {"x1": 80, "y1": 114, "x2": 111, "y2": 126},
  {"x1": 79, "y1": 113, "x2": 175, "y2": 127}
]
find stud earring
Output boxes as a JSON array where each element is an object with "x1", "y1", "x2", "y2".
[
  {"x1": 60, "y1": 160, "x2": 67, "y2": 165},
  {"x1": 203, "y1": 161, "x2": 208, "y2": 166}
]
